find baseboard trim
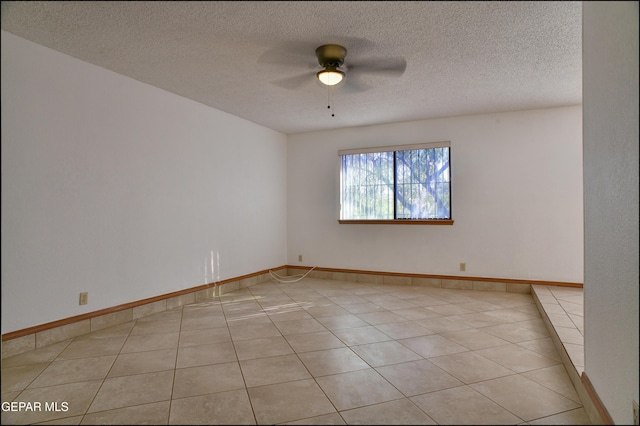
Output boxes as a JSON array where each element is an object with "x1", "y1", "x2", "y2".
[
  {"x1": 286, "y1": 265, "x2": 584, "y2": 288},
  {"x1": 1, "y1": 265, "x2": 288, "y2": 343},
  {"x1": 581, "y1": 372, "x2": 615, "y2": 425},
  {"x1": 1, "y1": 265, "x2": 582, "y2": 359}
]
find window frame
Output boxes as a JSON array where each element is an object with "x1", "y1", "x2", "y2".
[{"x1": 337, "y1": 141, "x2": 453, "y2": 225}]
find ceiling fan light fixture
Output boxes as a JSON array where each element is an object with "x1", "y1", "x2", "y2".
[{"x1": 317, "y1": 67, "x2": 344, "y2": 86}]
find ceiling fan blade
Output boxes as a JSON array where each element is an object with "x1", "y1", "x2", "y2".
[
  {"x1": 258, "y1": 51, "x2": 317, "y2": 69},
  {"x1": 257, "y1": 37, "x2": 378, "y2": 69},
  {"x1": 271, "y1": 72, "x2": 315, "y2": 90},
  {"x1": 258, "y1": 37, "x2": 400, "y2": 92},
  {"x1": 342, "y1": 74, "x2": 372, "y2": 93},
  {"x1": 257, "y1": 41, "x2": 319, "y2": 68},
  {"x1": 347, "y1": 57, "x2": 407, "y2": 77}
]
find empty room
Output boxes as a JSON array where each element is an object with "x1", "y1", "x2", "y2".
[{"x1": 1, "y1": 2, "x2": 637, "y2": 425}]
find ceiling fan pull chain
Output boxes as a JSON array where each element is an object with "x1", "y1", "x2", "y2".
[{"x1": 328, "y1": 85, "x2": 336, "y2": 117}]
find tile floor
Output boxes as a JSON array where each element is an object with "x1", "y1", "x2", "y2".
[
  {"x1": 1, "y1": 278, "x2": 591, "y2": 425},
  {"x1": 531, "y1": 285, "x2": 585, "y2": 375}
]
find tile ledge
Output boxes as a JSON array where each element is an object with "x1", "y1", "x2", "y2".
[{"x1": 532, "y1": 285, "x2": 605, "y2": 425}]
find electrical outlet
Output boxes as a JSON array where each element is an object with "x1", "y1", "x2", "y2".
[
  {"x1": 633, "y1": 400, "x2": 639, "y2": 425},
  {"x1": 460, "y1": 262, "x2": 466, "y2": 272},
  {"x1": 298, "y1": 254, "x2": 303, "y2": 262},
  {"x1": 79, "y1": 292, "x2": 88, "y2": 305}
]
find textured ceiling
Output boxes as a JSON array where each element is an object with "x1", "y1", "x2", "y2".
[{"x1": 1, "y1": 1, "x2": 582, "y2": 134}]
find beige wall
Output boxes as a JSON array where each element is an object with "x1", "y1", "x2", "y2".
[
  {"x1": 582, "y1": 2, "x2": 639, "y2": 424},
  {"x1": 1, "y1": 31, "x2": 288, "y2": 335},
  {"x1": 287, "y1": 106, "x2": 584, "y2": 283}
]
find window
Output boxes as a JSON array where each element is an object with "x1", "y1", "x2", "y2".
[{"x1": 338, "y1": 142, "x2": 452, "y2": 224}]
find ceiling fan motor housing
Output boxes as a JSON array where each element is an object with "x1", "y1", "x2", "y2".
[{"x1": 316, "y1": 44, "x2": 347, "y2": 68}]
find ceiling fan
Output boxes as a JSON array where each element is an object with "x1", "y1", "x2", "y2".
[
  {"x1": 259, "y1": 40, "x2": 407, "y2": 93},
  {"x1": 315, "y1": 44, "x2": 348, "y2": 86}
]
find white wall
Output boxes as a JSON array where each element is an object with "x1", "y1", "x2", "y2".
[
  {"x1": 288, "y1": 106, "x2": 583, "y2": 283},
  {"x1": 583, "y1": 2, "x2": 639, "y2": 424},
  {"x1": 1, "y1": 31, "x2": 288, "y2": 334}
]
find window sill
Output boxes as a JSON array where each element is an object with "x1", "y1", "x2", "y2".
[{"x1": 338, "y1": 219, "x2": 454, "y2": 225}]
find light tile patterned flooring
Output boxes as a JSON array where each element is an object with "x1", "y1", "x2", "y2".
[
  {"x1": 532, "y1": 285, "x2": 585, "y2": 375},
  {"x1": 1, "y1": 278, "x2": 591, "y2": 425}
]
